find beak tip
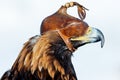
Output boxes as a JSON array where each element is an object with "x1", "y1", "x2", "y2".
[
  {"x1": 101, "y1": 45, "x2": 103, "y2": 48},
  {"x1": 101, "y1": 40, "x2": 105, "y2": 48}
]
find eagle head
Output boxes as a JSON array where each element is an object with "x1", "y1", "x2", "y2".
[{"x1": 40, "y1": 2, "x2": 104, "y2": 51}]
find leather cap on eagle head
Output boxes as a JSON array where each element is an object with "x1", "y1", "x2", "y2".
[{"x1": 40, "y1": 2, "x2": 105, "y2": 51}]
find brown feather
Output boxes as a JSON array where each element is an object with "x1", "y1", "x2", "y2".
[{"x1": 1, "y1": 31, "x2": 78, "y2": 80}]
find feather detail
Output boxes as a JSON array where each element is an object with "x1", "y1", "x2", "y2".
[{"x1": 1, "y1": 31, "x2": 77, "y2": 80}]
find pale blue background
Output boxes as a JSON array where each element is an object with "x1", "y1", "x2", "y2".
[{"x1": 0, "y1": 0, "x2": 120, "y2": 80}]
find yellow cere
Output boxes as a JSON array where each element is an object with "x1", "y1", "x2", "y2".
[
  {"x1": 86, "y1": 27, "x2": 92, "y2": 35},
  {"x1": 70, "y1": 27, "x2": 92, "y2": 41}
]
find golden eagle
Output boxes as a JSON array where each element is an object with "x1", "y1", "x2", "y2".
[{"x1": 1, "y1": 2, "x2": 104, "y2": 80}]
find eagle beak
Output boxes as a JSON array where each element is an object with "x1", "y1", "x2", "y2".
[{"x1": 70, "y1": 27, "x2": 105, "y2": 48}]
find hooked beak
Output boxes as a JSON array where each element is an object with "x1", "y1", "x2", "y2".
[{"x1": 70, "y1": 27, "x2": 105, "y2": 48}]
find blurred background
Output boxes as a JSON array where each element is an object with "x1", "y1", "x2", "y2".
[{"x1": 0, "y1": 0, "x2": 120, "y2": 80}]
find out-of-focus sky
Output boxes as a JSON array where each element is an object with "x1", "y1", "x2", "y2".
[{"x1": 0, "y1": 0, "x2": 120, "y2": 80}]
